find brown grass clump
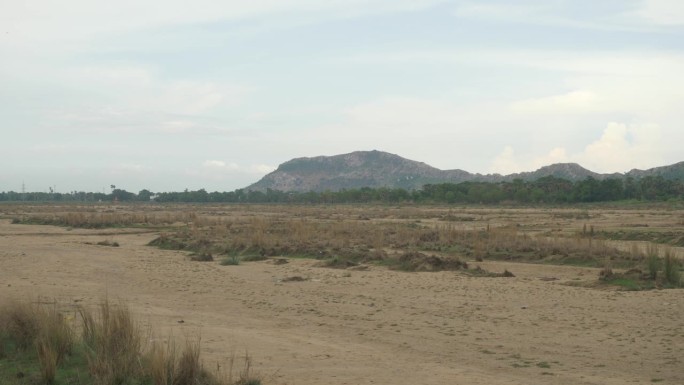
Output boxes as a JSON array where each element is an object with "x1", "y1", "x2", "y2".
[
  {"x1": 79, "y1": 299, "x2": 144, "y2": 384},
  {"x1": 147, "y1": 337, "x2": 209, "y2": 385}
]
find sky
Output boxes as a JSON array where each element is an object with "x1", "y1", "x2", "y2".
[{"x1": 2, "y1": 0, "x2": 683, "y2": 193}]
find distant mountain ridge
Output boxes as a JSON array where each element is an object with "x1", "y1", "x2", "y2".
[{"x1": 246, "y1": 150, "x2": 684, "y2": 192}]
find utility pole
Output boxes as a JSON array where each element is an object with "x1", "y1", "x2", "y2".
[{"x1": 21, "y1": 181, "x2": 26, "y2": 201}]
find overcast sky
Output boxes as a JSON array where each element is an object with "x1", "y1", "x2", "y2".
[{"x1": 2, "y1": 0, "x2": 683, "y2": 193}]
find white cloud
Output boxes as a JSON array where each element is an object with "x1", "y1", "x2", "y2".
[
  {"x1": 63, "y1": 65, "x2": 249, "y2": 115},
  {"x1": 490, "y1": 146, "x2": 570, "y2": 175},
  {"x1": 202, "y1": 160, "x2": 239, "y2": 170},
  {"x1": 489, "y1": 146, "x2": 521, "y2": 175},
  {"x1": 251, "y1": 164, "x2": 277, "y2": 174},
  {"x1": 531, "y1": 147, "x2": 570, "y2": 169},
  {"x1": 201, "y1": 160, "x2": 275, "y2": 174},
  {"x1": 489, "y1": 123, "x2": 665, "y2": 174},
  {"x1": 452, "y1": 0, "x2": 684, "y2": 31},
  {"x1": 632, "y1": 0, "x2": 684, "y2": 25},
  {"x1": 36, "y1": 64, "x2": 252, "y2": 134},
  {"x1": 510, "y1": 90, "x2": 602, "y2": 115},
  {"x1": 576, "y1": 122, "x2": 663, "y2": 172}
]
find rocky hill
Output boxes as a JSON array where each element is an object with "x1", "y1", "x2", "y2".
[{"x1": 246, "y1": 150, "x2": 684, "y2": 192}]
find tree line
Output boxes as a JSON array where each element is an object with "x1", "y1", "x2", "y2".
[{"x1": 1, "y1": 176, "x2": 682, "y2": 204}]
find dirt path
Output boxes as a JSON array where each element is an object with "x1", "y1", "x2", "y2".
[{"x1": 1, "y1": 219, "x2": 682, "y2": 385}]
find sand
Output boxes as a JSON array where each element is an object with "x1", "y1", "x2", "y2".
[{"x1": 0, "y1": 218, "x2": 682, "y2": 385}]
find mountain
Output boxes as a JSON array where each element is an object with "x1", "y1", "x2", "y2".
[
  {"x1": 625, "y1": 161, "x2": 684, "y2": 180},
  {"x1": 506, "y1": 163, "x2": 603, "y2": 182},
  {"x1": 245, "y1": 150, "x2": 684, "y2": 192},
  {"x1": 248, "y1": 150, "x2": 459, "y2": 192}
]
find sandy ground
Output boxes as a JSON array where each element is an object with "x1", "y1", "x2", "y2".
[{"x1": 0, "y1": 219, "x2": 682, "y2": 385}]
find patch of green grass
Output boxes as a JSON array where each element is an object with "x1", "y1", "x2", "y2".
[
  {"x1": 605, "y1": 277, "x2": 643, "y2": 291},
  {"x1": 536, "y1": 361, "x2": 551, "y2": 369}
]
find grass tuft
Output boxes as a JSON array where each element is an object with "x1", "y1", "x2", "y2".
[{"x1": 79, "y1": 299, "x2": 143, "y2": 385}]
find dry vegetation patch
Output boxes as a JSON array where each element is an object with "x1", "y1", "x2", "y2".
[{"x1": 6, "y1": 203, "x2": 683, "y2": 289}]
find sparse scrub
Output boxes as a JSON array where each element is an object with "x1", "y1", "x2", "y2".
[
  {"x1": 148, "y1": 213, "x2": 646, "y2": 272},
  {"x1": 602, "y1": 245, "x2": 682, "y2": 290}
]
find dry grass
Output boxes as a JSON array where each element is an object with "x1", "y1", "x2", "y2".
[
  {"x1": 149, "y1": 216, "x2": 647, "y2": 270},
  {"x1": 79, "y1": 299, "x2": 144, "y2": 385},
  {"x1": 147, "y1": 336, "x2": 207, "y2": 385},
  {"x1": 1, "y1": 298, "x2": 261, "y2": 385},
  {"x1": 6, "y1": 203, "x2": 684, "y2": 280}
]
